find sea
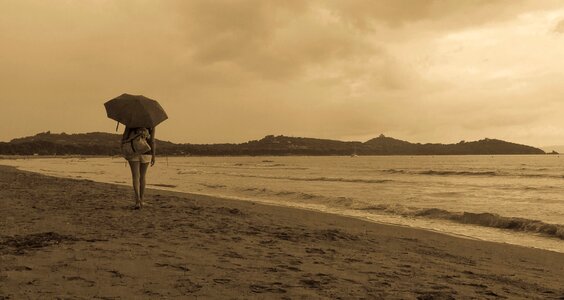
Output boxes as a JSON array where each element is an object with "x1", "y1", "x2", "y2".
[{"x1": 1, "y1": 155, "x2": 563, "y2": 253}]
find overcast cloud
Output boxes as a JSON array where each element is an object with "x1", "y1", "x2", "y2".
[{"x1": 1, "y1": 0, "x2": 564, "y2": 146}]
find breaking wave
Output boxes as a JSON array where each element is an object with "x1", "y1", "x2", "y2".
[
  {"x1": 419, "y1": 170, "x2": 498, "y2": 176},
  {"x1": 359, "y1": 205, "x2": 564, "y2": 240},
  {"x1": 276, "y1": 176, "x2": 391, "y2": 184},
  {"x1": 382, "y1": 169, "x2": 498, "y2": 176},
  {"x1": 241, "y1": 187, "x2": 324, "y2": 202},
  {"x1": 238, "y1": 187, "x2": 356, "y2": 207},
  {"x1": 382, "y1": 168, "x2": 564, "y2": 179},
  {"x1": 382, "y1": 169, "x2": 408, "y2": 174}
]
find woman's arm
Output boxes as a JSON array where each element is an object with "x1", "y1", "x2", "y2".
[
  {"x1": 150, "y1": 127, "x2": 156, "y2": 166},
  {"x1": 122, "y1": 127, "x2": 131, "y2": 142}
]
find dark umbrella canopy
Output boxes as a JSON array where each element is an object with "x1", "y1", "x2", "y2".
[{"x1": 104, "y1": 93, "x2": 168, "y2": 128}]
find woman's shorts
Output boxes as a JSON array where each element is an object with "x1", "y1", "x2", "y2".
[{"x1": 124, "y1": 154, "x2": 152, "y2": 164}]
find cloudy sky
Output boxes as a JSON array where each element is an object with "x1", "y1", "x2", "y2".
[{"x1": 2, "y1": 0, "x2": 564, "y2": 146}]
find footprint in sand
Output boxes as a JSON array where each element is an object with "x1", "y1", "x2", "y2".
[
  {"x1": 155, "y1": 262, "x2": 190, "y2": 272},
  {"x1": 174, "y1": 278, "x2": 202, "y2": 293},
  {"x1": 416, "y1": 291, "x2": 456, "y2": 300},
  {"x1": 277, "y1": 264, "x2": 301, "y2": 272},
  {"x1": 249, "y1": 282, "x2": 287, "y2": 294},
  {"x1": 213, "y1": 278, "x2": 231, "y2": 284},
  {"x1": 222, "y1": 251, "x2": 244, "y2": 259},
  {"x1": 3, "y1": 265, "x2": 32, "y2": 271},
  {"x1": 305, "y1": 247, "x2": 325, "y2": 254},
  {"x1": 300, "y1": 273, "x2": 335, "y2": 289},
  {"x1": 63, "y1": 275, "x2": 95, "y2": 287},
  {"x1": 107, "y1": 270, "x2": 125, "y2": 278}
]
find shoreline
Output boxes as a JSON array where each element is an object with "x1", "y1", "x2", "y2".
[
  {"x1": 146, "y1": 185, "x2": 564, "y2": 254},
  {"x1": 1, "y1": 165, "x2": 563, "y2": 298},
  {"x1": 3, "y1": 160, "x2": 563, "y2": 254}
]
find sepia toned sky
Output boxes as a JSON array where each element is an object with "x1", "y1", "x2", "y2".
[{"x1": 2, "y1": 0, "x2": 564, "y2": 146}]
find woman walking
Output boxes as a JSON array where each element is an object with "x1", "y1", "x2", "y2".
[
  {"x1": 122, "y1": 126, "x2": 156, "y2": 209},
  {"x1": 104, "y1": 93, "x2": 167, "y2": 209}
]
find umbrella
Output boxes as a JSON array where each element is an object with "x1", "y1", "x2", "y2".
[{"x1": 104, "y1": 93, "x2": 168, "y2": 129}]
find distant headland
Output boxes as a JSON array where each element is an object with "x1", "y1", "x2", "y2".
[{"x1": 0, "y1": 132, "x2": 549, "y2": 156}]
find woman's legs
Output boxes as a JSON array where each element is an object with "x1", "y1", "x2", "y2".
[
  {"x1": 128, "y1": 160, "x2": 141, "y2": 208},
  {"x1": 139, "y1": 162, "x2": 150, "y2": 205}
]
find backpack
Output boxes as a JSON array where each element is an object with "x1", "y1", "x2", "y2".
[{"x1": 121, "y1": 129, "x2": 151, "y2": 156}]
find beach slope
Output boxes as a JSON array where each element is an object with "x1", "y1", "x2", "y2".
[{"x1": 0, "y1": 165, "x2": 562, "y2": 299}]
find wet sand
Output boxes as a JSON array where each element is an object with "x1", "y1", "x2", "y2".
[{"x1": 1, "y1": 165, "x2": 563, "y2": 299}]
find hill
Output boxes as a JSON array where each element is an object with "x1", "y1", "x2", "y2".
[
  {"x1": 363, "y1": 135, "x2": 545, "y2": 155},
  {"x1": 2, "y1": 132, "x2": 177, "y2": 156},
  {"x1": 0, "y1": 132, "x2": 546, "y2": 156}
]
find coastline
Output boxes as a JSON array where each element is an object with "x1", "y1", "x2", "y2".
[
  {"x1": 1, "y1": 165, "x2": 563, "y2": 298},
  {"x1": 2, "y1": 156, "x2": 563, "y2": 254}
]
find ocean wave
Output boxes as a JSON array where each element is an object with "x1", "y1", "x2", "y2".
[
  {"x1": 238, "y1": 186, "x2": 357, "y2": 207},
  {"x1": 287, "y1": 176, "x2": 391, "y2": 184},
  {"x1": 199, "y1": 183, "x2": 226, "y2": 189},
  {"x1": 187, "y1": 170, "x2": 392, "y2": 184},
  {"x1": 243, "y1": 187, "x2": 322, "y2": 201},
  {"x1": 382, "y1": 169, "x2": 408, "y2": 174},
  {"x1": 382, "y1": 168, "x2": 564, "y2": 179},
  {"x1": 182, "y1": 164, "x2": 309, "y2": 170},
  {"x1": 359, "y1": 205, "x2": 564, "y2": 240},
  {"x1": 381, "y1": 169, "x2": 498, "y2": 176},
  {"x1": 418, "y1": 170, "x2": 498, "y2": 176},
  {"x1": 521, "y1": 167, "x2": 549, "y2": 171},
  {"x1": 177, "y1": 170, "x2": 203, "y2": 175},
  {"x1": 515, "y1": 173, "x2": 564, "y2": 180}
]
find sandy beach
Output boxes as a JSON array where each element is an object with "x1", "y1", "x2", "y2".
[{"x1": 0, "y1": 165, "x2": 563, "y2": 299}]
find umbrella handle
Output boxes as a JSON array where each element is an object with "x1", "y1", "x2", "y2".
[{"x1": 116, "y1": 121, "x2": 120, "y2": 132}]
